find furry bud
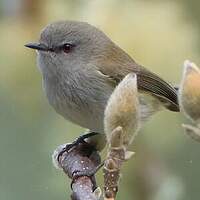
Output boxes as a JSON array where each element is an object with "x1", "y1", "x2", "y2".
[
  {"x1": 179, "y1": 60, "x2": 200, "y2": 124},
  {"x1": 104, "y1": 73, "x2": 140, "y2": 146}
]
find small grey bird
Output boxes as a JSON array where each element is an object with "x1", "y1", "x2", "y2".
[{"x1": 25, "y1": 21, "x2": 179, "y2": 150}]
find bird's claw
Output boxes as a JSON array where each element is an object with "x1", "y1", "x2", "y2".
[
  {"x1": 57, "y1": 132, "x2": 99, "y2": 162},
  {"x1": 65, "y1": 132, "x2": 99, "y2": 152}
]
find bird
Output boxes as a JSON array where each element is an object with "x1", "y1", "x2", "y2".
[{"x1": 25, "y1": 20, "x2": 179, "y2": 150}]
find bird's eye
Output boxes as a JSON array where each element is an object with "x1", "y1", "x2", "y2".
[{"x1": 62, "y1": 43, "x2": 74, "y2": 53}]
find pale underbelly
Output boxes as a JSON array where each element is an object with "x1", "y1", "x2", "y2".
[{"x1": 53, "y1": 99, "x2": 106, "y2": 133}]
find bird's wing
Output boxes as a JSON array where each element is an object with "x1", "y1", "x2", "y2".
[
  {"x1": 136, "y1": 70, "x2": 179, "y2": 111},
  {"x1": 98, "y1": 65, "x2": 179, "y2": 112}
]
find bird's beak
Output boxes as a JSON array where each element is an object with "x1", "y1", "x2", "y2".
[{"x1": 25, "y1": 42, "x2": 48, "y2": 51}]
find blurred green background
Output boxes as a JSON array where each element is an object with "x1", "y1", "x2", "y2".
[{"x1": 0, "y1": 0, "x2": 200, "y2": 199}]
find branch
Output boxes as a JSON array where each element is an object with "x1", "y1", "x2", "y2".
[
  {"x1": 52, "y1": 142, "x2": 102, "y2": 200},
  {"x1": 103, "y1": 126, "x2": 134, "y2": 199}
]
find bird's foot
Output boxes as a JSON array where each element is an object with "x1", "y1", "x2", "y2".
[
  {"x1": 65, "y1": 132, "x2": 99, "y2": 152},
  {"x1": 56, "y1": 132, "x2": 99, "y2": 163},
  {"x1": 52, "y1": 132, "x2": 103, "y2": 191}
]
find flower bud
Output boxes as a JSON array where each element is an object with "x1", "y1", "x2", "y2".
[
  {"x1": 179, "y1": 60, "x2": 200, "y2": 124},
  {"x1": 104, "y1": 73, "x2": 140, "y2": 147}
]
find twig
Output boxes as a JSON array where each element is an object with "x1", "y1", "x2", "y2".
[
  {"x1": 53, "y1": 142, "x2": 102, "y2": 200},
  {"x1": 103, "y1": 126, "x2": 134, "y2": 199}
]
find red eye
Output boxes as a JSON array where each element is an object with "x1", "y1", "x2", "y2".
[{"x1": 63, "y1": 43, "x2": 73, "y2": 53}]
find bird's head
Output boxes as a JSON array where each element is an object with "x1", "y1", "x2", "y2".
[{"x1": 25, "y1": 21, "x2": 112, "y2": 76}]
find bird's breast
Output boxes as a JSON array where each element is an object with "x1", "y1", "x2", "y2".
[{"x1": 42, "y1": 71, "x2": 114, "y2": 133}]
